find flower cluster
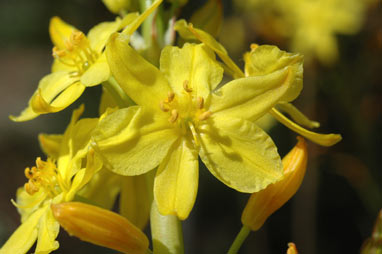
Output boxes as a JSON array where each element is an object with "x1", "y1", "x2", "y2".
[{"x1": 2, "y1": 1, "x2": 342, "y2": 253}]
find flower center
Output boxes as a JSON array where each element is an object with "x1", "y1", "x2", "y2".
[
  {"x1": 159, "y1": 80, "x2": 212, "y2": 146},
  {"x1": 24, "y1": 157, "x2": 62, "y2": 198},
  {"x1": 52, "y1": 31, "x2": 98, "y2": 76}
]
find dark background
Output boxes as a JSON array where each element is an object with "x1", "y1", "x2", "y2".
[{"x1": 0, "y1": 0, "x2": 381, "y2": 253}]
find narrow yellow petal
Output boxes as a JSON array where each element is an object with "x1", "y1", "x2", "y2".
[
  {"x1": 80, "y1": 53, "x2": 110, "y2": 87},
  {"x1": 93, "y1": 106, "x2": 178, "y2": 175},
  {"x1": 120, "y1": 174, "x2": 153, "y2": 229},
  {"x1": 241, "y1": 137, "x2": 308, "y2": 231},
  {"x1": 277, "y1": 103, "x2": 320, "y2": 129},
  {"x1": 154, "y1": 138, "x2": 199, "y2": 220},
  {"x1": 270, "y1": 108, "x2": 342, "y2": 146},
  {"x1": 106, "y1": 32, "x2": 171, "y2": 112},
  {"x1": 51, "y1": 202, "x2": 149, "y2": 254},
  {"x1": 122, "y1": 0, "x2": 163, "y2": 35},
  {"x1": 0, "y1": 208, "x2": 45, "y2": 254},
  {"x1": 35, "y1": 208, "x2": 60, "y2": 254},
  {"x1": 199, "y1": 117, "x2": 283, "y2": 193},
  {"x1": 174, "y1": 19, "x2": 244, "y2": 79},
  {"x1": 160, "y1": 43, "x2": 223, "y2": 99},
  {"x1": 9, "y1": 106, "x2": 39, "y2": 122},
  {"x1": 49, "y1": 17, "x2": 77, "y2": 49}
]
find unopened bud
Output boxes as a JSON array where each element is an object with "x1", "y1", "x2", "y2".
[
  {"x1": 241, "y1": 137, "x2": 308, "y2": 231},
  {"x1": 51, "y1": 202, "x2": 149, "y2": 254},
  {"x1": 102, "y1": 0, "x2": 132, "y2": 14},
  {"x1": 287, "y1": 242, "x2": 298, "y2": 254}
]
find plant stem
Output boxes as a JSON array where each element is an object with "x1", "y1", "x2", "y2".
[
  {"x1": 227, "y1": 225, "x2": 251, "y2": 254},
  {"x1": 150, "y1": 201, "x2": 184, "y2": 254},
  {"x1": 102, "y1": 76, "x2": 134, "y2": 108}
]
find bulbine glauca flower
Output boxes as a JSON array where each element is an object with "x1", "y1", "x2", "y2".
[
  {"x1": 241, "y1": 137, "x2": 308, "y2": 231},
  {"x1": 51, "y1": 202, "x2": 150, "y2": 254}
]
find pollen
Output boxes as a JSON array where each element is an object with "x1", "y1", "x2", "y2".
[{"x1": 183, "y1": 80, "x2": 193, "y2": 93}]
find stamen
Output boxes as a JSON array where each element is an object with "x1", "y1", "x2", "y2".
[
  {"x1": 199, "y1": 111, "x2": 212, "y2": 121},
  {"x1": 168, "y1": 109, "x2": 179, "y2": 123},
  {"x1": 160, "y1": 101, "x2": 169, "y2": 112},
  {"x1": 183, "y1": 80, "x2": 192, "y2": 93},
  {"x1": 52, "y1": 47, "x2": 66, "y2": 58},
  {"x1": 167, "y1": 92, "x2": 175, "y2": 103},
  {"x1": 197, "y1": 97, "x2": 204, "y2": 109}
]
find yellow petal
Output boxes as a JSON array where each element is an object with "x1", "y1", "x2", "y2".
[
  {"x1": 99, "y1": 87, "x2": 118, "y2": 114},
  {"x1": 93, "y1": 106, "x2": 178, "y2": 175},
  {"x1": 270, "y1": 108, "x2": 342, "y2": 146},
  {"x1": 244, "y1": 44, "x2": 304, "y2": 103},
  {"x1": 51, "y1": 202, "x2": 149, "y2": 254},
  {"x1": 160, "y1": 43, "x2": 223, "y2": 99},
  {"x1": 9, "y1": 106, "x2": 39, "y2": 122},
  {"x1": 38, "y1": 133, "x2": 63, "y2": 159},
  {"x1": 49, "y1": 17, "x2": 77, "y2": 49},
  {"x1": 15, "y1": 188, "x2": 46, "y2": 223},
  {"x1": 79, "y1": 169, "x2": 122, "y2": 210},
  {"x1": 174, "y1": 19, "x2": 244, "y2": 79},
  {"x1": 189, "y1": 0, "x2": 223, "y2": 38},
  {"x1": 88, "y1": 18, "x2": 122, "y2": 53},
  {"x1": 51, "y1": 58, "x2": 75, "y2": 73},
  {"x1": 0, "y1": 208, "x2": 45, "y2": 254},
  {"x1": 241, "y1": 137, "x2": 308, "y2": 231},
  {"x1": 106, "y1": 32, "x2": 170, "y2": 112},
  {"x1": 210, "y1": 67, "x2": 296, "y2": 122},
  {"x1": 80, "y1": 53, "x2": 110, "y2": 87},
  {"x1": 120, "y1": 174, "x2": 153, "y2": 229},
  {"x1": 277, "y1": 102, "x2": 320, "y2": 129},
  {"x1": 102, "y1": 0, "x2": 139, "y2": 14},
  {"x1": 35, "y1": 207, "x2": 60, "y2": 254},
  {"x1": 199, "y1": 117, "x2": 283, "y2": 193},
  {"x1": 154, "y1": 138, "x2": 198, "y2": 220}
]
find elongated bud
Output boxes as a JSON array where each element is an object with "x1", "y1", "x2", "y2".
[
  {"x1": 102, "y1": 0, "x2": 132, "y2": 14},
  {"x1": 241, "y1": 137, "x2": 308, "y2": 231},
  {"x1": 287, "y1": 242, "x2": 298, "y2": 254},
  {"x1": 361, "y1": 209, "x2": 382, "y2": 254},
  {"x1": 51, "y1": 202, "x2": 149, "y2": 254}
]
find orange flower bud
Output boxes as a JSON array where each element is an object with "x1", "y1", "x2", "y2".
[
  {"x1": 241, "y1": 137, "x2": 308, "y2": 231},
  {"x1": 51, "y1": 202, "x2": 149, "y2": 254},
  {"x1": 286, "y1": 242, "x2": 298, "y2": 254}
]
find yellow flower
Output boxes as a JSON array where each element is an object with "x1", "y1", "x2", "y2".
[
  {"x1": 241, "y1": 137, "x2": 307, "y2": 231},
  {"x1": 10, "y1": 0, "x2": 163, "y2": 122},
  {"x1": 92, "y1": 30, "x2": 304, "y2": 220},
  {"x1": 0, "y1": 107, "x2": 102, "y2": 254},
  {"x1": 175, "y1": 20, "x2": 342, "y2": 146},
  {"x1": 51, "y1": 202, "x2": 149, "y2": 254}
]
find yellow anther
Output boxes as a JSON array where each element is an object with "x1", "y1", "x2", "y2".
[
  {"x1": 25, "y1": 181, "x2": 39, "y2": 195},
  {"x1": 70, "y1": 31, "x2": 85, "y2": 45},
  {"x1": 250, "y1": 43, "x2": 259, "y2": 51},
  {"x1": 197, "y1": 97, "x2": 204, "y2": 109},
  {"x1": 160, "y1": 101, "x2": 169, "y2": 112},
  {"x1": 64, "y1": 40, "x2": 74, "y2": 52},
  {"x1": 198, "y1": 111, "x2": 212, "y2": 121},
  {"x1": 52, "y1": 47, "x2": 66, "y2": 58},
  {"x1": 24, "y1": 167, "x2": 33, "y2": 179},
  {"x1": 169, "y1": 109, "x2": 179, "y2": 123},
  {"x1": 167, "y1": 92, "x2": 175, "y2": 103},
  {"x1": 183, "y1": 80, "x2": 192, "y2": 93}
]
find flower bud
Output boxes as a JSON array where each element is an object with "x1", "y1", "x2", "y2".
[
  {"x1": 286, "y1": 242, "x2": 298, "y2": 254},
  {"x1": 51, "y1": 202, "x2": 149, "y2": 254},
  {"x1": 241, "y1": 137, "x2": 308, "y2": 231}
]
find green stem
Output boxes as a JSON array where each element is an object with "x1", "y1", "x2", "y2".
[
  {"x1": 227, "y1": 225, "x2": 251, "y2": 254},
  {"x1": 102, "y1": 76, "x2": 134, "y2": 108},
  {"x1": 150, "y1": 201, "x2": 184, "y2": 254}
]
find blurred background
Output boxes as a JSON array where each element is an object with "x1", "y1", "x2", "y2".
[{"x1": 0, "y1": 0, "x2": 381, "y2": 253}]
